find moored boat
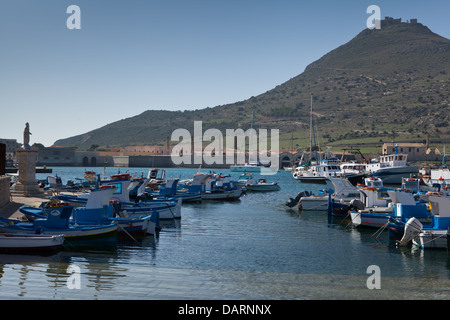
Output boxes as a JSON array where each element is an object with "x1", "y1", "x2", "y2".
[
  {"x1": 391, "y1": 195, "x2": 450, "y2": 249},
  {"x1": 236, "y1": 173, "x2": 280, "y2": 192},
  {"x1": 365, "y1": 148, "x2": 421, "y2": 184},
  {"x1": 57, "y1": 173, "x2": 181, "y2": 220},
  {"x1": 286, "y1": 177, "x2": 360, "y2": 211},
  {"x1": 0, "y1": 233, "x2": 64, "y2": 254},
  {"x1": 179, "y1": 172, "x2": 243, "y2": 201},
  {"x1": 0, "y1": 203, "x2": 118, "y2": 248}
]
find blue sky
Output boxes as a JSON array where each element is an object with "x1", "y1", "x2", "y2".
[{"x1": 1, "y1": 0, "x2": 449, "y2": 147}]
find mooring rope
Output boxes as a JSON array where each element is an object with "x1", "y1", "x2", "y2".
[{"x1": 371, "y1": 220, "x2": 390, "y2": 239}]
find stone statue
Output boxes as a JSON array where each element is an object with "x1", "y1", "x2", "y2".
[{"x1": 23, "y1": 122, "x2": 31, "y2": 149}]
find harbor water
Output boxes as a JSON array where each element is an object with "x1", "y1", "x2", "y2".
[{"x1": 1, "y1": 167, "x2": 449, "y2": 300}]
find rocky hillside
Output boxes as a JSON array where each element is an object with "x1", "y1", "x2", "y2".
[{"x1": 54, "y1": 19, "x2": 450, "y2": 152}]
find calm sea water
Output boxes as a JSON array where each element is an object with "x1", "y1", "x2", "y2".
[{"x1": 0, "y1": 167, "x2": 449, "y2": 300}]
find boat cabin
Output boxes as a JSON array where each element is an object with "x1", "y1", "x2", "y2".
[{"x1": 367, "y1": 154, "x2": 408, "y2": 170}]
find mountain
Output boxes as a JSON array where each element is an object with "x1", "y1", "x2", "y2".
[{"x1": 54, "y1": 19, "x2": 450, "y2": 152}]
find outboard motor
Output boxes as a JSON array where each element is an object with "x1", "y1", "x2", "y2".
[
  {"x1": 285, "y1": 191, "x2": 310, "y2": 208},
  {"x1": 397, "y1": 217, "x2": 423, "y2": 247}
]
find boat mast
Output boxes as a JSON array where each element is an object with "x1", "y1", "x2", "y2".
[
  {"x1": 309, "y1": 95, "x2": 313, "y2": 161},
  {"x1": 249, "y1": 111, "x2": 255, "y2": 165},
  {"x1": 309, "y1": 94, "x2": 319, "y2": 161}
]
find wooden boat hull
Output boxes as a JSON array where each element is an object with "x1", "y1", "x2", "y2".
[
  {"x1": 0, "y1": 234, "x2": 64, "y2": 254},
  {"x1": 113, "y1": 216, "x2": 151, "y2": 239},
  {"x1": 0, "y1": 224, "x2": 118, "y2": 248},
  {"x1": 201, "y1": 189, "x2": 242, "y2": 200},
  {"x1": 350, "y1": 209, "x2": 394, "y2": 228}
]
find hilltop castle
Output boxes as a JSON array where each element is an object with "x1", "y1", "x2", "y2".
[{"x1": 380, "y1": 17, "x2": 418, "y2": 27}]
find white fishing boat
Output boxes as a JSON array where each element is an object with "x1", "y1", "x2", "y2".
[
  {"x1": 422, "y1": 167, "x2": 450, "y2": 187},
  {"x1": 293, "y1": 157, "x2": 346, "y2": 184},
  {"x1": 365, "y1": 147, "x2": 421, "y2": 184},
  {"x1": 289, "y1": 177, "x2": 361, "y2": 211},
  {"x1": 0, "y1": 233, "x2": 65, "y2": 253},
  {"x1": 349, "y1": 189, "x2": 418, "y2": 228},
  {"x1": 340, "y1": 162, "x2": 367, "y2": 177},
  {"x1": 238, "y1": 173, "x2": 280, "y2": 192},
  {"x1": 179, "y1": 172, "x2": 243, "y2": 200}
]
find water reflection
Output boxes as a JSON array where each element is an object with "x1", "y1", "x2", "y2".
[{"x1": 1, "y1": 166, "x2": 445, "y2": 299}]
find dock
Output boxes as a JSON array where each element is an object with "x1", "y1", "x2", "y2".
[
  {"x1": 0, "y1": 194, "x2": 49, "y2": 220},
  {"x1": 5, "y1": 167, "x2": 52, "y2": 174}
]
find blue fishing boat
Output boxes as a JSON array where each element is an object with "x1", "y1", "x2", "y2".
[
  {"x1": 70, "y1": 186, "x2": 158, "y2": 238},
  {"x1": 178, "y1": 172, "x2": 243, "y2": 200},
  {"x1": 349, "y1": 189, "x2": 428, "y2": 228},
  {"x1": 390, "y1": 195, "x2": 450, "y2": 249},
  {"x1": 0, "y1": 203, "x2": 118, "y2": 249},
  {"x1": 57, "y1": 173, "x2": 181, "y2": 220},
  {"x1": 142, "y1": 178, "x2": 202, "y2": 203},
  {"x1": 328, "y1": 176, "x2": 387, "y2": 217}
]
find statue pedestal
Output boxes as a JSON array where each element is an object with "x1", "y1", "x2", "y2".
[{"x1": 12, "y1": 149, "x2": 43, "y2": 197}]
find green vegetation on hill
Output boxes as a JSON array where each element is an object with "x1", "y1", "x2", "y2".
[{"x1": 54, "y1": 21, "x2": 450, "y2": 152}]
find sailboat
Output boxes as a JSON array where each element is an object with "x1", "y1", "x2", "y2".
[
  {"x1": 230, "y1": 111, "x2": 269, "y2": 173},
  {"x1": 292, "y1": 95, "x2": 328, "y2": 182}
]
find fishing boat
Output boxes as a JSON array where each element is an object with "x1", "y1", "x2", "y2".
[
  {"x1": 235, "y1": 173, "x2": 280, "y2": 192},
  {"x1": 286, "y1": 177, "x2": 360, "y2": 211},
  {"x1": 349, "y1": 189, "x2": 429, "y2": 228},
  {"x1": 391, "y1": 195, "x2": 450, "y2": 249},
  {"x1": 0, "y1": 203, "x2": 118, "y2": 248},
  {"x1": 179, "y1": 172, "x2": 243, "y2": 200},
  {"x1": 293, "y1": 157, "x2": 349, "y2": 184},
  {"x1": 145, "y1": 168, "x2": 167, "y2": 191},
  {"x1": 365, "y1": 146, "x2": 421, "y2": 184},
  {"x1": 292, "y1": 147, "x2": 366, "y2": 185},
  {"x1": 328, "y1": 176, "x2": 386, "y2": 217},
  {"x1": 202, "y1": 174, "x2": 243, "y2": 200},
  {"x1": 422, "y1": 167, "x2": 450, "y2": 188},
  {"x1": 45, "y1": 175, "x2": 82, "y2": 192},
  {"x1": 100, "y1": 174, "x2": 181, "y2": 220},
  {"x1": 401, "y1": 175, "x2": 421, "y2": 193},
  {"x1": 144, "y1": 178, "x2": 202, "y2": 203},
  {"x1": 58, "y1": 173, "x2": 181, "y2": 220},
  {"x1": 422, "y1": 150, "x2": 449, "y2": 187},
  {"x1": 0, "y1": 233, "x2": 65, "y2": 254},
  {"x1": 70, "y1": 185, "x2": 156, "y2": 238}
]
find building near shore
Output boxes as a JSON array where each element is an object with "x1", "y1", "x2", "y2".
[{"x1": 382, "y1": 143, "x2": 427, "y2": 157}]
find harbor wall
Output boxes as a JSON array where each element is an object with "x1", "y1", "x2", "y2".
[
  {"x1": 116, "y1": 155, "x2": 231, "y2": 169},
  {"x1": 35, "y1": 150, "x2": 444, "y2": 169},
  {"x1": 0, "y1": 177, "x2": 10, "y2": 207}
]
